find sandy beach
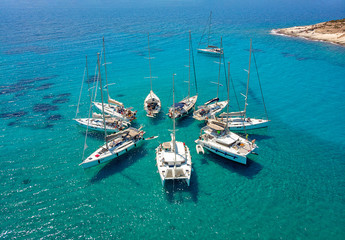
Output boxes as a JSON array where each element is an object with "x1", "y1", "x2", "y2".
[{"x1": 272, "y1": 19, "x2": 345, "y2": 46}]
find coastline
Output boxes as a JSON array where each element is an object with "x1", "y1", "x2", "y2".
[{"x1": 271, "y1": 19, "x2": 345, "y2": 47}]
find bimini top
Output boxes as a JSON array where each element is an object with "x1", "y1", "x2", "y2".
[{"x1": 173, "y1": 102, "x2": 185, "y2": 109}]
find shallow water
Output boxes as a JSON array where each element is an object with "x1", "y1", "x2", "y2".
[{"x1": 0, "y1": 5, "x2": 345, "y2": 239}]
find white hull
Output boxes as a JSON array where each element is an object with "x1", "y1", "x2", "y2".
[
  {"x1": 144, "y1": 90, "x2": 161, "y2": 117},
  {"x1": 75, "y1": 118, "x2": 129, "y2": 133},
  {"x1": 80, "y1": 128, "x2": 144, "y2": 169},
  {"x1": 201, "y1": 142, "x2": 247, "y2": 164},
  {"x1": 217, "y1": 117, "x2": 269, "y2": 131},
  {"x1": 195, "y1": 120, "x2": 258, "y2": 165},
  {"x1": 169, "y1": 95, "x2": 198, "y2": 119},
  {"x1": 193, "y1": 100, "x2": 228, "y2": 121},
  {"x1": 197, "y1": 48, "x2": 223, "y2": 56},
  {"x1": 156, "y1": 139, "x2": 192, "y2": 186},
  {"x1": 93, "y1": 102, "x2": 136, "y2": 122}
]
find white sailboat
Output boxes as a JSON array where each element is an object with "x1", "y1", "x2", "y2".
[
  {"x1": 80, "y1": 53, "x2": 145, "y2": 169},
  {"x1": 217, "y1": 40, "x2": 269, "y2": 131},
  {"x1": 156, "y1": 74, "x2": 192, "y2": 186},
  {"x1": 197, "y1": 11, "x2": 223, "y2": 56},
  {"x1": 144, "y1": 33, "x2": 161, "y2": 118},
  {"x1": 93, "y1": 37, "x2": 137, "y2": 122},
  {"x1": 168, "y1": 31, "x2": 198, "y2": 119},
  {"x1": 194, "y1": 37, "x2": 228, "y2": 121},
  {"x1": 74, "y1": 56, "x2": 130, "y2": 133},
  {"x1": 75, "y1": 115, "x2": 129, "y2": 133},
  {"x1": 195, "y1": 62, "x2": 258, "y2": 165}
]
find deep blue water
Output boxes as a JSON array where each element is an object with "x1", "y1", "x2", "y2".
[{"x1": 1, "y1": 5, "x2": 345, "y2": 239}]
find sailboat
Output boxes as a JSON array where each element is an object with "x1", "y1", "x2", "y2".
[
  {"x1": 217, "y1": 40, "x2": 269, "y2": 131},
  {"x1": 156, "y1": 74, "x2": 192, "y2": 186},
  {"x1": 74, "y1": 56, "x2": 130, "y2": 133},
  {"x1": 168, "y1": 31, "x2": 198, "y2": 119},
  {"x1": 144, "y1": 33, "x2": 161, "y2": 118},
  {"x1": 93, "y1": 37, "x2": 137, "y2": 122},
  {"x1": 197, "y1": 11, "x2": 223, "y2": 56},
  {"x1": 80, "y1": 53, "x2": 145, "y2": 169},
  {"x1": 195, "y1": 61, "x2": 258, "y2": 165},
  {"x1": 193, "y1": 37, "x2": 228, "y2": 121}
]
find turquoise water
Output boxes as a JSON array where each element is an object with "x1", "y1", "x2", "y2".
[{"x1": 1, "y1": 6, "x2": 345, "y2": 239}]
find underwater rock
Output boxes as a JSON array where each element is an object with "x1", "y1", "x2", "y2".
[
  {"x1": 7, "y1": 121, "x2": 19, "y2": 126},
  {"x1": 43, "y1": 94, "x2": 55, "y2": 99},
  {"x1": 22, "y1": 179, "x2": 31, "y2": 184},
  {"x1": 0, "y1": 111, "x2": 28, "y2": 118},
  {"x1": 86, "y1": 75, "x2": 97, "y2": 83},
  {"x1": 36, "y1": 83, "x2": 54, "y2": 91},
  {"x1": 33, "y1": 104, "x2": 58, "y2": 112},
  {"x1": 47, "y1": 114, "x2": 63, "y2": 121},
  {"x1": 0, "y1": 76, "x2": 57, "y2": 96},
  {"x1": 57, "y1": 93, "x2": 71, "y2": 98},
  {"x1": 52, "y1": 98, "x2": 69, "y2": 104}
]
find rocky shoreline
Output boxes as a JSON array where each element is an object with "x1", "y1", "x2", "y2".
[{"x1": 271, "y1": 19, "x2": 345, "y2": 46}]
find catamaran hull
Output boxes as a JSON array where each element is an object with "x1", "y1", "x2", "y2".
[
  {"x1": 158, "y1": 174, "x2": 190, "y2": 187},
  {"x1": 202, "y1": 144, "x2": 247, "y2": 164},
  {"x1": 81, "y1": 140, "x2": 142, "y2": 169}
]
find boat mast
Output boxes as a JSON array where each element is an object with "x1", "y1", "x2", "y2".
[
  {"x1": 85, "y1": 55, "x2": 93, "y2": 113},
  {"x1": 103, "y1": 37, "x2": 110, "y2": 101},
  {"x1": 226, "y1": 61, "x2": 230, "y2": 133},
  {"x1": 97, "y1": 53, "x2": 108, "y2": 149},
  {"x1": 173, "y1": 73, "x2": 177, "y2": 178},
  {"x1": 148, "y1": 33, "x2": 153, "y2": 92},
  {"x1": 243, "y1": 39, "x2": 252, "y2": 119},
  {"x1": 188, "y1": 31, "x2": 191, "y2": 98},
  {"x1": 208, "y1": 11, "x2": 212, "y2": 47},
  {"x1": 217, "y1": 37, "x2": 222, "y2": 99},
  {"x1": 173, "y1": 73, "x2": 176, "y2": 153}
]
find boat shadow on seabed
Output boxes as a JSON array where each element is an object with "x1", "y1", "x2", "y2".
[
  {"x1": 163, "y1": 168, "x2": 199, "y2": 204},
  {"x1": 87, "y1": 146, "x2": 149, "y2": 184}
]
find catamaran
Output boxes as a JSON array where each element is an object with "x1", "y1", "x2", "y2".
[
  {"x1": 144, "y1": 33, "x2": 161, "y2": 117},
  {"x1": 80, "y1": 53, "x2": 145, "y2": 169},
  {"x1": 93, "y1": 37, "x2": 137, "y2": 122},
  {"x1": 156, "y1": 74, "x2": 192, "y2": 186},
  {"x1": 193, "y1": 37, "x2": 228, "y2": 121},
  {"x1": 217, "y1": 40, "x2": 269, "y2": 131},
  {"x1": 195, "y1": 61, "x2": 258, "y2": 165},
  {"x1": 197, "y1": 11, "x2": 223, "y2": 56},
  {"x1": 168, "y1": 31, "x2": 198, "y2": 119}
]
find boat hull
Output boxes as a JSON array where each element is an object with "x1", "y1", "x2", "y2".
[
  {"x1": 169, "y1": 95, "x2": 198, "y2": 119},
  {"x1": 144, "y1": 90, "x2": 161, "y2": 117},
  {"x1": 218, "y1": 118, "x2": 269, "y2": 131},
  {"x1": 81, "y1": 138, "x2": 143, "y2": 169},
  {"x1": 93, "y1": 102, "x2": 136, "y2": 122},
  {"x1": 193, "y1": 100, "x2": 228, "y2": 121},
  {"x1": 75, "y1": 118, "x2": 120, "y2": 133},
  {"x1": 202, "y1": 143, "x2": 247, "y2": 164},
  {"x1": 197, "y1": 48, "x2": 223, "y2": 56}
]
